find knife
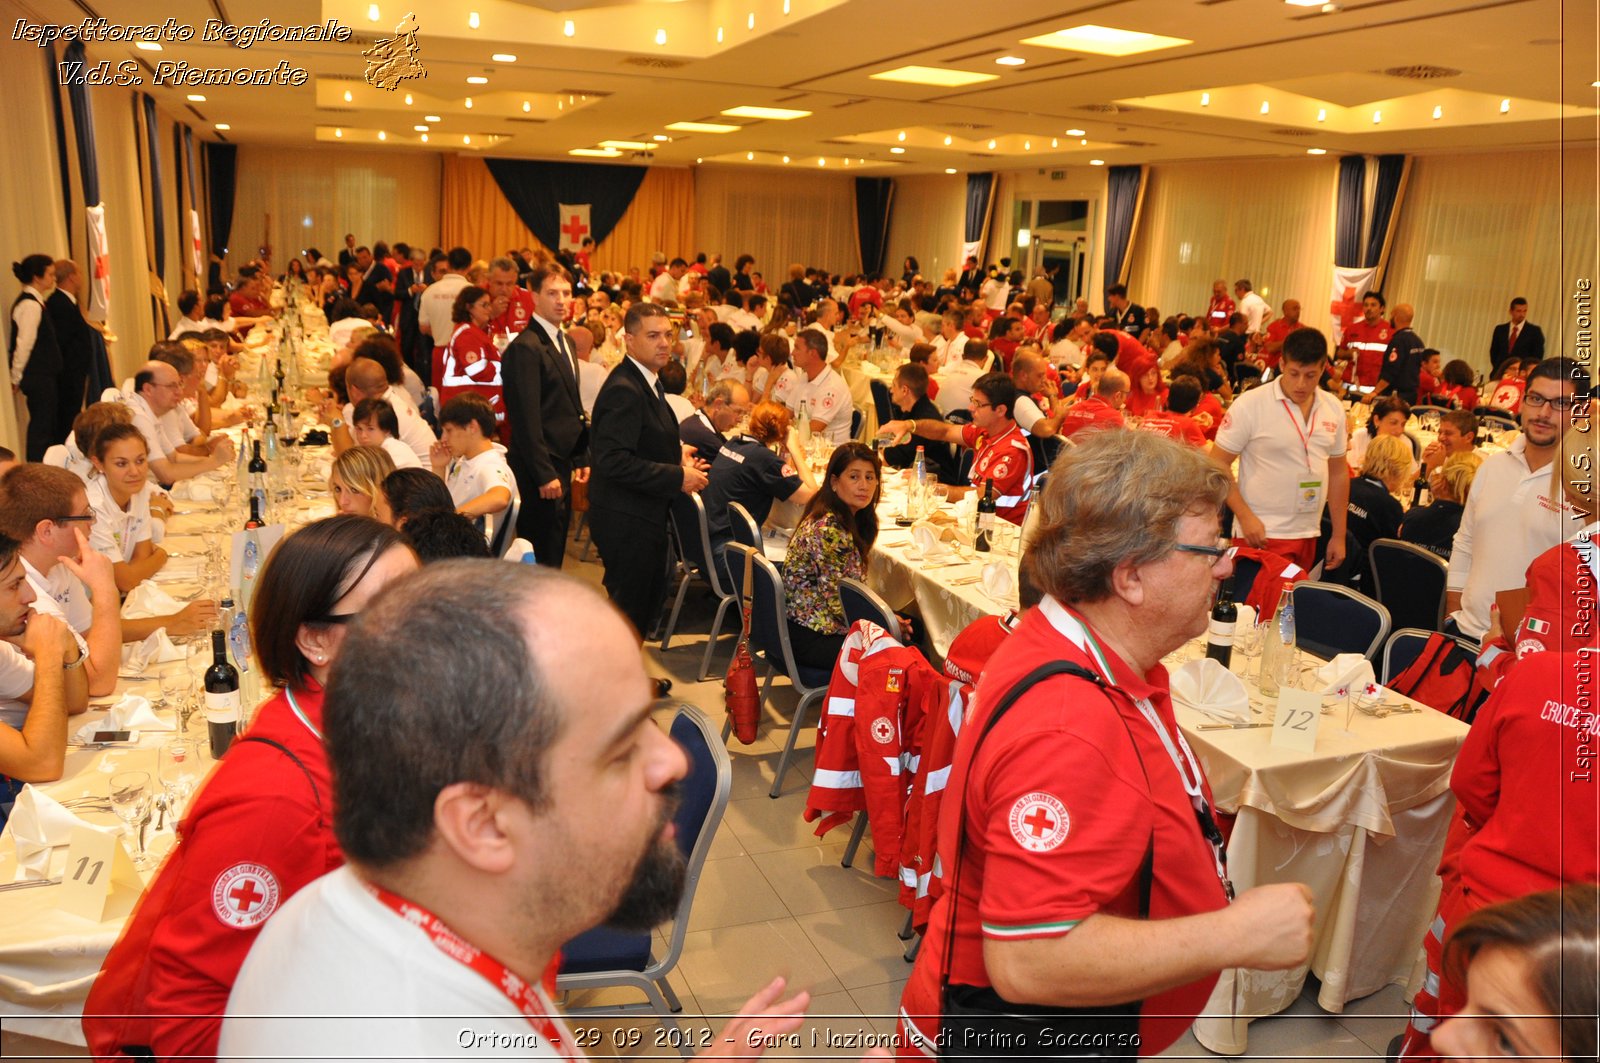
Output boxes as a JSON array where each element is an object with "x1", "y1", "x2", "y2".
[{"x1": 1196, "y1": 722, "x2": 1273, "y2": 730}]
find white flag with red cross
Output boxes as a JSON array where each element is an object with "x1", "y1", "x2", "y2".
[{"x1": 556, "y1": 203, "x2": 591, "y2": 252}]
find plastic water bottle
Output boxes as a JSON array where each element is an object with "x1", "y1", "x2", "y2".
[
  {"x1": 521, "y1": 550, "x2": 537, "y2": 565},
  {"x1": 796, "y1": 398, "x2": 812, "y2": 448}
]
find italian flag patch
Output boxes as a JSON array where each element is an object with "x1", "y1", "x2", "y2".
[{"x1": 1526, "y1": 617, "x2": 1551, "y2": 634}]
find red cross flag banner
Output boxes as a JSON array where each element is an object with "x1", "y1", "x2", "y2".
[
  {"x1": 1328, "y1": 265, "x2": 1377, "y2": 348},
  {"x1": 557, "y1": 203, "x2": 591, "y2": 252},
  {"x1": 85, "y1": 204, "x2": 111, "y2": 323},
  {"x1": 189, "y1": 209, "x2": 205, "y2": 284}
]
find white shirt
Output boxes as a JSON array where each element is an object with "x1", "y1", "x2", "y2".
[
  {"x1": 378, "y1": 436, "x2": 423, "y2": 470},
  {"x1": 1049, "y1": 336, "x2": 1084, "y2": 368},
  {"x1": 418, "y1": 274, "x2": 469, "y2": 346},
  {"x1": 446, "y1": 445, "x2": 516, "y2": 542},
  {"x1": 1238, "y1": 291, "x2": 1271, "y2": 335},
  {"x1": 125, "y1": 392, "x2": 174, "y2": 462},
  {"x1": 169, "y1": 315, "x2": 228, "y2": 341},
  {"x1": 1447, "y1": 435, "x2": 1583, "y2": 640},
  {"x1": 0, "y1": 641, "x2": 35, "y2": 730},
  {"x1": 47, "y1": 432, "x2": 94, "y2": 483},
  {"x1": 933, "y1": 332, "x2": 968, "y2": 370},
  {"x1": 1013, "y1": 394, "x2": 1048, "y2": 434},
  {"x1": 726, "y1": 308, "x2": 760, "y2": 332},
  {"x1": 665, "y1": 393, "x2": 696, "y2": 424},
  {"x1": 648, "y1": 271, "x2": 680, "y2": 304},
  {"x1": 9, "y1": 284, "x2": 46, "y2": 386},
  {"x1": 936, "y1": 358, "x2": 987, "y2": 415},
  {"x1": 345, "y1": 385, "x2": 435, "y2": 465},
  {"x1": 1214, "y1": 379, "x2": 1348, "y2": 540},
  {"x1": 577, "y1": 359, "x2": 606, "y2": 416},
  {"x1": 87, "y1": 476, "x2": 156, "y2": 563},
  {"x1": 159, "y1": 404, "x2": 201, "y2": 452},
  {"x1": 220, "y1": 866, "x2": 568, "y2": 1062},
  {"x1": 21, "y1": 556, "x2": 91, "y2": 658},
  {"x1": 772, "y1": 364, "x2": 853, "y2": 443},
  {"x1": 327, "y1": 316, "x2": 371, "y2": 350},
  {"x1": 981, "y1": 277, "x2": 1009, "y2": 312}
]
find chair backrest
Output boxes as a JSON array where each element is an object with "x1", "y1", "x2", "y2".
[
  {"x1": 839, "y1": 578, "x2": 898, "y2": 634},
  {"x1": 1476, "y1": 411, "x2": 1518, "y2": 433},
  {"x1": 1290, "y1": 580, "x2": 1392, "y2": 660},
  {"x1": 728, "y1": 542, "x2": 809, "y2": 688},
  {"x1": 726, "y1": 501, "x2": 763, "y2": 555},
  {"x1": 1368, "y1": 538, "x2": 1448, "y2": 632},
  {"x1": 851, "y1": 407, "x2": 864, "y2": 440},
  {"x1": 1379, "y1": 627, "x2": 1480, "y2": 685},
  {"x1": 869, "y1": 379, "x2": 894, "y2": 425},
  {"x1": 487, "y1": 489, "x2": 521, "y2": 558},
  {"x1": 656, "y1": 703, "x2": 733, "y2": 966},
  {"x1": 945, "y1": 409, "x2": 973, "y2": 426}
]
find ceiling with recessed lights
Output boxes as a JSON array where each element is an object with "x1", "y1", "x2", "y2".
[{"x1": 28, "y1": 0, "x2": 1597, "y2": 171}]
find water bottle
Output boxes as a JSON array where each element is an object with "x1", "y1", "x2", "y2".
[
  {"x1": 1258, "y1": 587, "x2": 1296, "y2": 696},
  {"x1": 796, "y1": 398, "x2": 812, "y2": 447},
  {"x1": 521, "y1": 550, "x2": 538, "y2": 565}
]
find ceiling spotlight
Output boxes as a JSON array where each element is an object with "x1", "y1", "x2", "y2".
[
  {"x1": 564, "y1": 19, "x2": 575, "y2": 36},
  {"x1": 747, "y1": 151, "x2": 754, "y2": 160},
  {"x1": 344, "y1": 90, "x2": 353, "y2": 102},
  {"x1": 1593, "y1": 80, "x2": 1600, "y2": 88},
  {"x1": 215, "y1": 123, "x2": 230, "y2": 131},
  {"x1": 748, "y1": 12, "x2": 756, "y2": 29},
  {"x1": 404, "y1": 93, "x2": 413, "y2": 105},
  {"x1": 652, "y1": 134, "x2": 670, "y2": 141},
  {"x1": 783, "y1": 0, "x2": 791, "y2": 12},
  {"x1": 468, "y1": 11, "x2": 480, "y2": 29},
  {"x1": 842, "y1": 158, "x2": 849, "y2": 166},
  {"x1": 1089, "y1": 158, "x2": 1105, "y2": 166},
  {"x1": 1259, "y1": 100, "x2": 1270, "y2": 114},
  {"x1": 1307, "y1": 148, "x2": 1327, "y2": 155},
  {"x1": 655, "y1": 28, "x2": 668, "y2": 45},
  {"x1": 1200, "y1": 92, "x2": 1210, "y2": 106},
  {"x1": 522, "y1": 100, "x2": 531, "y2": 112},
  {"x1": 1372, "y1": 109, "x2": 1382, "y2": 123},
  {"x1": 492, "y1": 53, "x2": 517, "y2": 63},
  {"x1": 1080, "y1": 138, "x2": 1087, "y2": 146},
  {"x1": 944, "y1": 167, "x2": 957, "y2": 174},
  {"x1": 1432, "y1": 105, "x2": 1443, "y2": 119},
  {"x1": 465, "y1": 97, "x2": 473, "y2": 108},
  {"x1": 943, "y1": 135, "x2": 953, "y2": 146},
  {"x1": 464, "y1": 135, "x2": 472, "y2": 144},
  {"x1": 377, "y1": 130, "x2": 386, "y2": 141},
  {"x1": 1051, "y1": 138, "x2": 1058, "y2": 147},
  {"x1": 890, "y1": 146, "x2": 905, "y2": 154},
  {"x1": 717, "y1": 26, "x2": 724, "y2": 42},
  {"x1": 425, "y1": 115, "x2": 441, "y2": 122},
  {"x1": 421, "y1": 133, "x2": 429, "y2": 143},
  {"x1": 782, "y1": 155, "x2": 790, "y2": 163},
  {"x1": 1316, "y1": 108, "x2": 1327, "y2": 122},
  {"x1": 1065, "y1": 128, "x2": 1085, "y2": 136},
  {"x1": 897, "y1": 130, "x2": 906, "y2": 141},
  {"x1": 1024, "y1": 140, "x2": 1031, "y2": 150},
  {"x1": 995, "y1": 55, "x2": 1026, "y2": 66},
  {"x1": 558, "y1": 101, "x2": 563, "y2": 111},
  {"x1": 187, "y1": 94, "x2": 206, "y2": 102},
  {"x1": 696, "y1": 157, "x2": 702, "y2": 163},
  {"x1": 987, "y1": 139, "x2": 996, "y2": 149},
  {"x1": 414, "y1": 124, "x2": 429, "y2": 131},
  {"x1": 335, "y1": 128, "x2": 343, "y2": 138},
  {"x1": 367, "y1": 4, "x2": 380, "y2": 21},
  {"x1": 818, "y1": 158, "x2": 825, "y2": 166},
  {"x1": 1500, "y1": 98, "x2": 1511, "y2": 112}
]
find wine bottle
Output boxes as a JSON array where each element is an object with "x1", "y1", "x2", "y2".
[
  {"x1": 204, "y1": 628, "x2": 241, "y2": 758},
  {"x1": 1412, "y1": 462, "x2": 1430, "y2": 509},
  {"x1": 975, "y1": 479, "x2": 996, "y2": 552},
  {"x1": 247, "y1": 439, "x2": 268, "y2": 513},
  {"x1": 243, "y1": 493, "x2": 265, "y2": 530},
  {"x1": 1205, "y1": 576, "x2": 1238, "y2": 668}
]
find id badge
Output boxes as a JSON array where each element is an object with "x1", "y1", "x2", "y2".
[{"x1": 1296, "y1": 479, "x2": 1323, "y2": 514}]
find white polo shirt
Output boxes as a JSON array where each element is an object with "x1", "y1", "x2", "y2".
[
  {"x1": 446, "y1": 444, "x2": 516, "y2": 543},
  {"x1": 1238, "y1": 291, "x2": 1271, "y2": 334},
  {"x1": 418, "y1": 274, "x2": 469, "y2": 345},
  {"x1": 0, "y1": 642, "x2": 34, "y2": 729},
  {"x1": 86, "y1": 476, "x2": 156, "y2": 563},
  {"x1": 1214, "y1": 379, "x2": 1348, "y2": 540},
  {"x1": 1447, "y1": 436, "x2": 1583, "y2": 640},
  {"x1": 378, "y1": 436, "x2": 423, "y2": 470},
  {"x1": 21, "y1": 557, "x2": 92, "y2": 659},
  {"x1": 125, "y1": 392, "x2": 174, "y2": 462},
  {"x1": 345, "y1": 385, "x2": 435, "y2": 465},
  {"x1": 772, "y1": 365, "x2": 853, "y2": 443},
  {"x1": 933, "y1": 332, "x2": 968, "y2": 369}
]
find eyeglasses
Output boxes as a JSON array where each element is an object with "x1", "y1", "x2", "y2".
[
  {"x1": 1172, "y1": 538, "x2": 1238, "y2": 565},
  {"x1": 1521, "y1": 391, "x2": 1583, "y2": 413},
  {"x1": 52, "y1": 514, "x2": 96, "y2": 525},
  {"x1": 969, "y1": 399, "x2": 993, "y2": 412},
  {"x1": 310, "y1": 612, "x2": 357, "y2": 625}
]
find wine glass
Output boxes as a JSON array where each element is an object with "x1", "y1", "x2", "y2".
[
  {"x1": 110, "y1": 771, "x2": 154, "y2": 870},
  {"x1": 158, "y1": 740, "x2": 202, "y2": 820},
  {"x1": 160, "y1": 664, "x2": 193, "y2": 721}
]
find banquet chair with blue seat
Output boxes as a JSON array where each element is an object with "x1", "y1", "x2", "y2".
[
  {"x1": 726, "y1": 501, "x2": 765, "y2": 564},
  {"x1": 840, "y1": 578, "x2": 898, "y2": 635},
  {"x1": 722, "y1": 543, "x2": 832, "y2": 798},
  {"x1": 660, "y1": 494, "x2": 740, "y2": 680},
  {"x1": 1290, "y1": 581, "x2": 1392, "y2": 661},
  {"x1": 1368, "y1": 538, "x2": 1449, "y2": 633},
  {"x1": 870, "y1": 379, "x2": 894, "y2": 426},
  {"x1": 556, "y1": 703, "x2": 731, "y2": 1055}
]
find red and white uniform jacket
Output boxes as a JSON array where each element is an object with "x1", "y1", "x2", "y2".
[
  {"x1": 489, "y1": 287, "x2": 535, "y2": 340},
  {"x1": 1475, "y1": 525, "x2": 1598, "y2": 690},
  {"x1": 1341, "y1": 318, "x2": 1393, "y2": 387},
  {"x1": 1232, "y1": 545, "x2": 1307, "y2": 621},
  {"x1": 1206, "y1": 294, "x2": 1236, "y2": 331},
  {"x1": 441, "y1": 322, "x2": 507, "y2": 438},
  {"x1": 962, "y1": 423, "x2": 1032, "y2": 525}
]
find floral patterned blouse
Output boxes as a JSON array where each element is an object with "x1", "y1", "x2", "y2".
[{"x1": 783, "y1": 512, "x2": 865, "y2": 635}]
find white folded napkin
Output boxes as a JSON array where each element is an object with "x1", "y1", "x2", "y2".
[
  {"x1": 168, "y1": 479, "x2": 217, "y2": 502},
  {"x1": 1170, "y1": 658, "x2": 1251, "y2": 723},
  {"x1": 307, "y1": 456, "x2": 333, "y2": 483},
  {"x1": 73, "y1": 694, "x2": 172, "y2": 742},
  {"x1": 121, "y1": 581, "x2": 182, "y2": 619},
  {"x1": 982, "y1": 562, "x2": 1016, "y2": 601},
  {"x1": 1235, "y1": 603, "x2": 1257, "y2": 631},
  {"x1": 149, "y1": 557, "x2": 203, "y2": 584},
  {"x1": 120, "y1": 629, "x2": 184, "y2": 673},
  {"x1": 910, "y1": 522, "x2": 951, "y2": 560},
  {"x1": 1315, "y1": 653, "x2": 1375, "y2": 696},
  {"x1": 503, "y1": 537, "x2": 536, "y2": 563},
  {"x1": 10, "y1": 786, "x2": 91, "y2": 879}
]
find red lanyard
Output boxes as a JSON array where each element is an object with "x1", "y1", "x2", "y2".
[
  {"x1": 1279, "y1": 398, "x2": 1316, "y2": 473},
  {"x1": 362, "y1": 879, "x2": 579, "y2": 1057}
]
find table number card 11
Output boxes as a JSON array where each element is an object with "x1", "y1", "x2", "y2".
[
  {"x1": 1271, "y1": 687, "x2": 1322, "y2": 752},
  {"x1": 60, "y1": 822, "x2": 143, "y2": 922}
]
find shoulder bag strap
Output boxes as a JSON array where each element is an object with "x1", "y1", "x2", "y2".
[{"x1": 234, "y1": 735, "x2": 328, "y2": 829}]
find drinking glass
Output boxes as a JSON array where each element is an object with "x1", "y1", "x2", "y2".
[
  {"x1": 1235, "y1": 617, "x2": 1266, "y2": 662},
  {"x1": 158, "y1": 740, "x2": 202, "y2": 820},
  {"x1": 160, "y1": 664, "x2": 193, "y2": 720},
  {"x1": 110, "y1": 770, "x2": 154, "y2": 869}
]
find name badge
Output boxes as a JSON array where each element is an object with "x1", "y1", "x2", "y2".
[{"x1": 1296, "y1": 479, "x2": 1323, "y2": 514}]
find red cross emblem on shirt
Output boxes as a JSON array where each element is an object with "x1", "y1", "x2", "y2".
[
  {"x1": 1021, "y1": 807, "x2": 1056, "y2": 837},
  {"x1": 229, "y1": 879, "x2": 265, "y2": 911},
  {"x1": 1008, "y1": 792, "x2": 1070, "y2": 852},
  {"x1": 561, "y1": 214, "x2": 589, "y2": 245},
  {"x1": 212, "y1": 863, "x2": 281, "y2": 928}
]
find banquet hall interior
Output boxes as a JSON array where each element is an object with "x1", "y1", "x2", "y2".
[{"x1": 1, "y1": 0, "x2": 1596, "y2": 1057}]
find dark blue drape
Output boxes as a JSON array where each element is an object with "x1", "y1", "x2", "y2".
[
  {"x1": 142, "y1": 95, "x2": 166, "y2": 282},
  {"x1": 203, "y1": 142, "x2": 237, "y2": 259},
  {"x1": 1334, "y1": 155, "x2": 1365, "y2": 268},
  {"x1": 1363, "y1": 155, "x2": 1406, "y2": 269},
  {"x1": 47, "y1": 45, "x2": 73, "y2": 240},
  {"x1": 483, "y1": 159, "x2": 647, "y2": 251},
  {"x1": 963, "y1": 173, "x2": 994, "y2": 245},
  {"x1": 1102, "y1": 165, "x2": 1143, "y2": 287},
  {"x1": 62, "y1": 41, "x2": 100, "y2": 206},
  {"x1": 853, "y1": 177, "x2": 895, "y2": 275}
]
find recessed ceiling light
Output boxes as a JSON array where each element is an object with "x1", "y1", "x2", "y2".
[
  {"x1": 782, "y1": 155, "x2": 790, "y2": 163},
  {"x1": 215, "y1": 123, "x2": 230, "y2": 130},
  {"x1": 1500, "y1": 98, "x2": 1511, "y2": 112},
  {"x1": 1284, "y1": 0, "x2": 1322, "y2": 6},
  {"x1": 1432, "y1": 106, "x2": 1443, "y2": 119},
  {"x1": 1065, "y1": 128, "x2": 1085, "y2": 136},
  {"x1": 1089, "y1": 158, "x2": 1105, "y2": 165},
  {"x1": 187, "y1": 94, "x2": 206, "y2": 102},
  {"x1": 492, "y1": 53, "x2": 517, "y2": 63},
  {"x1": 1307, "y1": 148, "x2": 1327, "y2": 155},
  {"x1": 367, "y1": 4, "x2": 380, "y2": 21},
  {"x1": 995, "y1": 56, "x2": 1026, "y2": 66},
  {"x1": 652, "y1": 134, "x2": 670, "y2": 142},
  {"x1": 1080, "y1": 138, "x2": 1087, "y2": 145},
  {"x1": 783, "y1": 0, "x2": 791, "y2": 12},
  {"x1": 1051, "y1": 138, "x2": 1058, "y2": 147},
  {"x1": 696, "y1": 157, "x2": 702, "y2": 163},
  {"x1": 667, "y1": 121, "x2": 741, "y2": 134},
  {"x1": 570, "y1": 147, "x2": 623, "y2": 157},
  {"x1": 414, "y1": 124, "x2": 429, "y2": 131},
  {"x1": 1020, "y1": 25, "x2": 1190, "y2": 57},
  {"x1": 564, "y1": 20, "x2": 575, "y2": 36},
  {"x1": 404, "y1": 93, "x2": 413, "y2": 105},
  {"x1": 1024, "y1": 140, "x2": 1031, "y2": 150},
  {"x1": 378, "y1": 130, "x2": 387, "y2": 140},
  {"x1": 343, "y1": 90, "x2": 354, "y2": 102},
  {"x1": 464, "y1": 98, "x2": 473, "y2": 108},
  {"x1": 716, "y1": 27, "x2": 724, "y2": 42},
  {"x1": 1372, "y1": 110, "x2": 1382, "y2": 123},
  {"x1": 870, "y1": 65, "x2": 998, "y2": 87},
  {"x1": 747, "y1": 12, "x2": 756, "y2": 29},
  {"x1": 1200, "y1": 92, "x2": 1210, "y2": 106},
  {"x1": 136, "y1": 40, "x2": 162, "y2": 51},
  {"x1": 890, "y1": 146, "x2": 906, "y2": 154},
  {"x1": 522, "y1": 100, "x2": 531, "y2": 112},
  {"x1": 943, "y1": 135, "x2": 953, "y2": 145},
  {"x1": 722, "y1": 105, "x2": 811, "y2": 120},
  {"x1": 817, "y1": 157, "x2": 826, "y2": 166},
  {"x1": 746, "y1": 151, "x2": 754, "y2": 160},
  {"x1": 421, "y1": 133, "x2": 429, "y2": 142},
  {"x1": 335, "y1": 128, "x2": 343, "y2": 138},
  {"x1": 1260, "y1": 100, "x2": 1270, "y2": 114},
  {"x1": 463, "y1": 135, "x2": 472, "y2": 144},
  {"x1": 467, "y1": 76, "x2": 488, "y2": 85},
  {"x1": 655, "y1": 28, "x2": 667, "y2": 45},
  {"x1": 468, "y1": 11, "x2": 480, "y2": 29},
  {"x1": 944, "y1": 168, "x2": 958, "y2": 174},
  {"x1": 600, "y1": 140, "x2": 653, "y2": 150},
  {"x1": 425, "y1": 115, "x2": 441, "y2": 122},
  {"x1": 987, "y1": 139, "x2": 996, "y2": 149},
  {"x1": 1316, "y1": 108, "x2": 1327, "y2": 122},
  {"x1": 897, "y1": 130, "x2": 906, "y2": 141}
]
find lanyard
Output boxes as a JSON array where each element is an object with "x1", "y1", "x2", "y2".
[
  {"x1": 362, "y1": 879, "x2": 579, "y2": 1057},
  {"x1": 1040, "y1": 598, "x2": 1235, "y2": 898},
  {"x1": 284, "y1": 687, "x2": 323, "y2": 741},
  {"x1": 1279, "y1": 396, "x2": 1316, "y2": 473}
]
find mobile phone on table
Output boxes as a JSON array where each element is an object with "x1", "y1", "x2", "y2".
[{"x1": 91, "y1": 730, "x2": 138, "y2": 743}]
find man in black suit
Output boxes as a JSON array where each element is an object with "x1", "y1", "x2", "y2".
[
  {"x1": 502, "y1": 264, "x2": 590, "y2": 568},
  {"x1": 338, "y1": 233, "x2": 358, "y2": 269},
  {"x1": 394, "y1": 247, "x2": 429, "y2": 371},
  {"x1": 705, "y1": 254, "x2": 732, "y2": 298},
  {"x1": 680, "y1": 381, "x2": 751, "y2": 466},
  {"x1": 45, "y1": 259, "x2": 93, "y2": 432},
  {"x1": 589, "y1": 302, "x2": 709, "y2": 638},
  {"x1": 353, "y1": 247, "x2": 394, "y2": 320},
  {"x1": 956, "y1": 255, "x2": 983, "y2": 299},
  {"x1": 1489, "y1": 296, "x2": 1545, "y2": 368}
]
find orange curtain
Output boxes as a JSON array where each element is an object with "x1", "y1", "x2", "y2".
[{"x1": 439, "y1": 156, "x2": 694, "y2": 272}]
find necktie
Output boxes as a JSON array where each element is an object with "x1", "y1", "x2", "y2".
[
  {"x1": 654, "y1": 378, "x2": 669, "y2": 406},
  {"x1": 1508, "y1": 325, "x2": 1519, "y2": 350},
  {"x1": 554, "y1": 327, "x2": 576, "y2": 380}
]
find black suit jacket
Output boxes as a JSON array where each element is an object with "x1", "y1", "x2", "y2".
[
  {"x1": 706, "y1": 266, "x2": 732, "y2": 296},
  {"x1": 503, "y1": 320, "x2": 589, "y2": 490},
  {"x1": 45, "y1": 290, "x2": 93, "y2": 372},
  {"x1": 1489, "y1": 321, "x2": 1544, "y2": 366},
  {"x1": 355, "y1": 263, "x2": 394, "y2": 319},
  {"x1": 680, "y1": 409, "x2": 725, "y2": 466},
  {"x1": 590, "y1": 358, "x2": 685, "y2": 520}
]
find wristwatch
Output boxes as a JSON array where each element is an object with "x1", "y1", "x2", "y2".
[
  {"x1": 63, "y1": 643, "x2": 87, "y2": 671},
  {"x1": 330, "y1": 417, "x2": 345, "y2": 429}
]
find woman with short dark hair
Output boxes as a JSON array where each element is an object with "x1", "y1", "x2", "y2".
[{"x1": 85, "y1": 517, "x2": 417, "y2": 1060}]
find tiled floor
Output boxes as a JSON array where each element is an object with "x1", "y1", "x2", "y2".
[{"x1": 560, "y1": 537, "x2": 1412, "y2": 1061}]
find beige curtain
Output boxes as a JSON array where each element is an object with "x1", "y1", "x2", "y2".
[
  {"x1": 885, "y1": 174, "x2": 965, "y2": 282},
  {"x1": 1383, "y1": 148, "x2": 1597, "y2": 373},
  {"x1": 1127, "y1": 158, "x2": 1338, "y2": 333},
  {"x1": 90, "y1": 83, "x2": 157, "y2": 381},
  {"x1": 693, "y1": 167, "x2": 857, "y2": 280}
]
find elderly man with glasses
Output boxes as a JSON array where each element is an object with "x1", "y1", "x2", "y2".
[
  {"x1": 679, "y1": 381, "x2": 752, "y2": 466},
  {"x1": 127, "y1": 358, "x2": 230, "y2": 486}
]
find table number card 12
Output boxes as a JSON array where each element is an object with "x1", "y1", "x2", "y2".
[
  {"x1": 1271, "y1": 687, "x2": 1322, "y2": 752},
  {"x1": 60, "y1": 822, "x2": 143, "y2": 922}
]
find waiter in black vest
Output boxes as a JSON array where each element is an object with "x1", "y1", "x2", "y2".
[
  {"x1": 502, "y1": 264, "x2": 590, "y2": 567},
  {"x1": 589, "y1": 302, "x2": 709, "y2": 637},
  {"x1": 46, "y1": 259, "x2": 94, "y2": 433},
  {"x1": 9, "y1": 254, "x2": 62, "y2": 462}
]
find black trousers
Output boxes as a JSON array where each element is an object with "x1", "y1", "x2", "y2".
[
  {"x1": 519, "y1": 474, "x2": 574, "y2": 569},
  {"x1": 21, "y1": 375, "x2": 60, "y2": 462},
  {"x1": 57, "y1": 364, "x2": 87, "y2": 437},
  {"x1": 590, "y1": 506, "x2": 671, "y2": 638}
]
